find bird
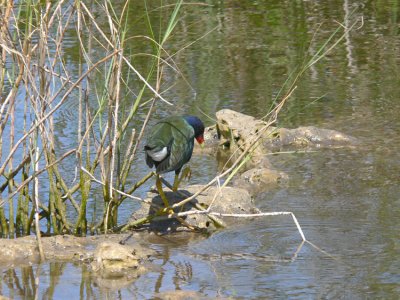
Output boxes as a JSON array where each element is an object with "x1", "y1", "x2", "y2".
[{"x1": 144, "y1": 115, "x2": 205, "y2": 209}]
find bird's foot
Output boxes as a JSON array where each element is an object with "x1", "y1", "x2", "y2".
[
  {"x1": 154, "y1": 174, "x2": 198, "y2": 231},
  {"x1": 155, "y1": 206, "x2": 197, "y2": 231},
  {"x1": 157, "y1": 206, "x2": 175, "y2": 216}
]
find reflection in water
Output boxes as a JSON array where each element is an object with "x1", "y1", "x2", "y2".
[
  {"x1": 2, "y1": 266, "x2": 37, "y2": 299},
  {"x1": 0, "y1": 237, "x2": 307, "y2": 299},
  {"x1": 1, "y1": 263, "x2": 127, "y2": 299}
]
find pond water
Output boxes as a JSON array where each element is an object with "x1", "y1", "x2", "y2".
[{"x1": 1, "y1": 0, "x2": 400, "y2": 298}]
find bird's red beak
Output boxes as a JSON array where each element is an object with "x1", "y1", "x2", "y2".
[{"x1": 196, "y1": 135, "x2": 205, "y2": 148}]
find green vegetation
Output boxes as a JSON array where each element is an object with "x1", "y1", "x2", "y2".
[{"x1": 0, "y1": 0, "x2": 188, "y2": 237}]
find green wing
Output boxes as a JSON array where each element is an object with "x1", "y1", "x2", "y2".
[{"x1": 146, "y1": 116, "x2": 195, "y2": 174}]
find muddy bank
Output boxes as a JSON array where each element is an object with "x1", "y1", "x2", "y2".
[{"x1": 0, "y1": 233, "x2": 153, "y2": 272}]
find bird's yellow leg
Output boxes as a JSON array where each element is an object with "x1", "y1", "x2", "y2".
[
  {"x1": 156, "y1": 175, "x2": 197, "y2": 231},
  {"x1": 156, "y1": 174, "x2": 170, "y2": 208},
  {"x1": 172, "y1": 166, "x2": 192, "y2": 192},
  {"x1": 172, "y1": 174, "x2": 179, "y2": 192}
]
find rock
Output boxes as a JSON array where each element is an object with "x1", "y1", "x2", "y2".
[
  {"x1": 129, "y1": 185, "x2": 259, "y2": 233},
  {"x1": 215, "y1": 109, "x2": 359, "y2": 191},
  {"x1": 235, "y1": 167, "x2": 289, "y2": 195},
  {"x1": 216, "y1": 109, "x2": 276, "y2": 165},
  {"x1": 91, "y1": 274, "x2": 141, "y2": 291},
  {"x1": 264, "y1": 126, "x2": 360, "y2": 149},
  {"x1": 216, "y1": 109, "x2": 358, "y2": 156},
  {"x1": 90, "y1": 241, "x2": 139, "y2": 275},
  {"x1": 89, "y1": 239, "x2": 153, "y2": 289},
  {"x1": 187, "y1": 185, "x2": 260, "y2": 222}
]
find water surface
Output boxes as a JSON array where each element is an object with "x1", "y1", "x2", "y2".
[{"x1": 1, "y1": 0, "x2": 399, "y2": 298}]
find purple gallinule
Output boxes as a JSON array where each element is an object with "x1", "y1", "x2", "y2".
[{"x1": 145, "y1": 115, "x2": 205, "y2": 209}]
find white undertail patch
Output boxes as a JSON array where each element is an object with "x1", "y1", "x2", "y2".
[{"x1": 147, "y1": 147, "x2": 168, "y2": 161}]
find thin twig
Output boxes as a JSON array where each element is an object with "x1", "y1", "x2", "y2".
[{"x1": 80, "y1": 167, "x2": 150, "y2": 204}]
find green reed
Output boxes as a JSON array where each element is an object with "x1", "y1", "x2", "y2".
[{"x1": 0, "y1": 0, "x2": 185, "y2": 238}]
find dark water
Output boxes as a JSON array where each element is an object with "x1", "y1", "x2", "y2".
[{"x1": 2, "y1": 0, "x2": 400, "y2": 298}]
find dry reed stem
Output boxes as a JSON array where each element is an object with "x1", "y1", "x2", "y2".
[
  {"x1": 0, "y1": 0, "x2": 185, "y2": 235},
  {"x1": 103, "y1": 12, "x2": 124, "y2": 233},
  {"x1": 119, "y1": 128, "x2": 136, "y2": 185},
  {"x1": 1, "y1": 3, "x2": 84, "y2": 231},
  {"x1": 33, "y1": 147, "x2": 45, "y2": 261},
  {"x1": 0, "y1": 50, "x2": 120, "y2": 177}
]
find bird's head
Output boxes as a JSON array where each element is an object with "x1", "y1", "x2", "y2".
[{"x1": 184, "y1": 115, "x2": 205, "y2": 147}]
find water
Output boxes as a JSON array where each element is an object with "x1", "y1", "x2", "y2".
[{"x1": 1, "y1": 0, "x2": 400, "y2": 298}]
